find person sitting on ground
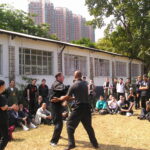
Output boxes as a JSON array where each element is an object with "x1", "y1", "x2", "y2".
[
  {"x1": 8, "y1": 104, "x2": 30, "y2": 131},
  {"x1": 107, "y1": 96, "x2": 119, "y2": 114},
  {"x1": 127, "y1": 88, "x2": 135, "y2": 107},
  {"x1": 107, "y1": 94, "x2": 113, "y2": 101},
  {"x1": 95, "y1": 95, "x2": 108, "y2": 115},
  {"x1": 118, "y1": 95, "x2": 134, "y2": 116},
  {"x1": 35, "y1": 95, "x2": 43, "y2": 112},
  {"x1": 18, "y1": 104, "x2": 37, "y2": 129},
  {"x1": 35, "y1": 103, "x2": 52, "y2": 125},
  {"x1": 138, "y1": 100, "x2": 150, "y2": 121}
]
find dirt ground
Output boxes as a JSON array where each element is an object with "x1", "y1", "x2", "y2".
[{"x1": 6, "y1": 110, "x2": 150, "y2": 150}]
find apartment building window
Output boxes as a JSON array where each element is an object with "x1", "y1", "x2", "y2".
[
  {"x1": 94, "y1": 58, "x2": 110, "y2": 76},
  {"x1": 116, "y1": 61, "x2": 127, "y2": 77},
  {"x1": 0, "y1": 45, "x2": 2, "y2": 75},
  {"x1": 19, "y1": 48, "x2": 53, "y2": 75},
  {"x1": 131, "y1": 63, "x2": 139, "y2": 77},
  {"x1": 64, "y1": 54, "x2": 87, "y2": 76}
]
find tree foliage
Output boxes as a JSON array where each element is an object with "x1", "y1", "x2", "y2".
[
  {"x1": 71, "y1": 38, "x2": 97, "y2": 48},
  {"x1": 0, "y1": 4, "x2": 58, "y2": 40},
  {"x1": 86, "y1": 0, "x2": 150, "y2": 72}
]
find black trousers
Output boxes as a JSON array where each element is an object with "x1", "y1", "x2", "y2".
[
  {"x1": 0, "y1": 123, "x2": 9, "y2": 150},
  {"x1": 50, "y1": 103, "x2": 63, "y2": 144},
  {"x1": 141, "y1": 96, "x2": 148, "y2": 110},
  {"x1": 67, "y1": 104, "x2": 98, "y2": 147}
]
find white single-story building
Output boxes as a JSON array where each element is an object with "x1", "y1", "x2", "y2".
[{"x1": 0, "y1": 29, "x2": 143, "y2": 87}]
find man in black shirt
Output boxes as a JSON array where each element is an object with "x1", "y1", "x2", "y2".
[
  {"x1": 50, "y1": 73, "x2": 69, "y2": 146},
  {"x1": 0, "y1": 80, "x2": 10, "y2": 150},
  {"x1": 26, "y1": 79, "x2": 37, "y2": 117},
  {"x1": 51, "y1": 71, "x2": 98, "y2": 150},
  {"x1": 138, "y1": 75, "x2": 150, "y2": 119},
  {"x1": 38, "y1": 79, "x2": 49, "y2": 103}
]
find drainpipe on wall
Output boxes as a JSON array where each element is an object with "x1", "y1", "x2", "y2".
[{"x1": 58, "y1": 44, "x2": 66, "y2": 73}]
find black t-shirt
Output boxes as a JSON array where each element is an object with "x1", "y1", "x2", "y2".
[
  {"x1": 0, "y1": 94, "x2": 8, "y2": 124},
  {"x1": 128, "y1": 95, "x2": 135, "y2": 103},
  {"x1": 38, "y1": 84, "x2": 49, "y2": 98},
  {"x1": 120, "y1": 101, "x2": 130, "y2": 110},
  {"x1": 67, "y1": 79, "x2": 89, "y2": 104},
  {"x1": 140, "y1": 81, "x2": 150, "y2": 97},
  {"x1": 26, "y1": 84, "x2": 37, "y2": 99}
]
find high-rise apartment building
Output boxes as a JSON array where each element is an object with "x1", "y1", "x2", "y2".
[{"x1": 28, "y1": 0, "x2": 95, "y2": 42}]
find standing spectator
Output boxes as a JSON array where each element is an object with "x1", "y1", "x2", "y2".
[
  {"x1": 26, "y1": 79, "x2": 38, "y2": 117},
  {"x1": 35, "y1": 103, "x2": 52, "y2": 125},
  {"x1": 116, "y1": 78, "x2": 125, "y2": 100},
  {"x1": 125, "y1": 78, "x2": 132, "y2": 100},
  {"x1": 6, "y1": 80, "x2": 18, "y2": 106},
  {"x1": 118, "y1": 95, "x2": 134, "y2": 116},
  {"x1": 0, "y1": 80, "x2": 10, "y2": 150},
  {"x1": 38, "y1": 79, "x2": 49, "y2": 103},
  {"x1": 88, "y1": 80, "x2": 96, "y2": 111},
  {"x1": 112, "y1": 78, "x2": 118, "y2": 97},
  {"x1": 135, "y1": 76, "x2": 142, "y2": 109},
  {"x1": 139, "y1": 74, "x2": 150, "y2": 117},
  {"x1": 95, "y1": 95, "x2": 108, "y2": 115},
  {"x1": 103, "y1": 78, "x2": 112, "y2": 99}
]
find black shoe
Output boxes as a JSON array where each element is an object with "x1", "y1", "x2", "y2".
[
  {"x1": 64, "y1": 145, "x2": 75, "y2": 150},
  {"x1": 93, "y1": 144, "x2": 99, "y2": 149}
]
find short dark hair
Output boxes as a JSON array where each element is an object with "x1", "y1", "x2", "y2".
[
  {"x1": 42, "y1": 79, "x2": 46, "y2": 82},
  {"x1": 0, "y1": 80, "x2": 5, "y2": 87},
  {"x1": 143, "y1": 74, "x2": 148, "y2": 78},
  {"x1": 120, "y1": 78, "x2": 123, "y2": 80},
  {"x1": 55, "y1": 72, "x2": 62, "y2": 78},
  {"x1": 10, "y1": 80, "x2": 15, "y2": 83}
]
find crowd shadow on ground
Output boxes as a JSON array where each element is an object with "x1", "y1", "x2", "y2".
[{"x1": 59, "y1": 137, "x2": 146, "y2": 150}]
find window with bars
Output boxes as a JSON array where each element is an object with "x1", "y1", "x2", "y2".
[
  {"x1": 116, "y1": 61, "x2": 127, "y2": 77},
  {"x1": 64, "y1": 54, "x2": 87, "y2": 76},
  {"x1": 94, "y1": 58, "x2": 110, "y2": 76},
  {"x1": 131, "y1": 63, "x2": 140, "y2": 77},
  {"x1": 0, "y1": 45, "x2": 2, "y2": 75},
  {"x1": 19, "y1": 48, "x2": 53, "y2": 75}
]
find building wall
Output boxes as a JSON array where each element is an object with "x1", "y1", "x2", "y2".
[{"x1": 0, "y1": 33, "x2": 143, "y2": 87}]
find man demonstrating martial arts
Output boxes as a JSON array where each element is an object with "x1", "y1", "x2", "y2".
[{"x1": 51, "y1": 71, "x2": 99, "y2": 150}]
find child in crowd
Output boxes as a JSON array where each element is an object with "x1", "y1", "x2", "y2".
[
  {"x1": 118, "y1": 95, "x2": 134, "y2": 116},
  {"x1": 95, "y1": 95, "x2": 108, "y2": 115},
  {"x1": 107, "y1": 96, "x2": 119, "y2": 114}
]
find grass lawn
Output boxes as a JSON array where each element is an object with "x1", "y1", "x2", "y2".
[{"x1": 6, "y1": 110, "x2": 150, "y2": 150}]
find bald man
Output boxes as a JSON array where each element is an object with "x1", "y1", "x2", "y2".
[{"x1": 51, "y1": 71, "x2": 99, "y2": 150}]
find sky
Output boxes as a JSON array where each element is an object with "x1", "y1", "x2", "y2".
[{"x1": 0, "y1": 0, "x2": 107, "y2": 41}]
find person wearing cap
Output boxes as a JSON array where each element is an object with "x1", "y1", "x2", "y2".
[
  {"x1": 50, "y1": 72, "x2": 70, "y2": 146},
  {"x1": 51, "y1": 71, "x2": 99, "y2": 150}
]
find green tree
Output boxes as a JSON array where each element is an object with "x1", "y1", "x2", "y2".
[
  {"x1": 71, "y1": 38, "x2": 97, "y2": 48},
  {"x1": 0, "y1": 4, "x2": 58, "y2": 40},
  {"x1": 86, "y1": 0, "x2": 150, "y2": 75}
]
